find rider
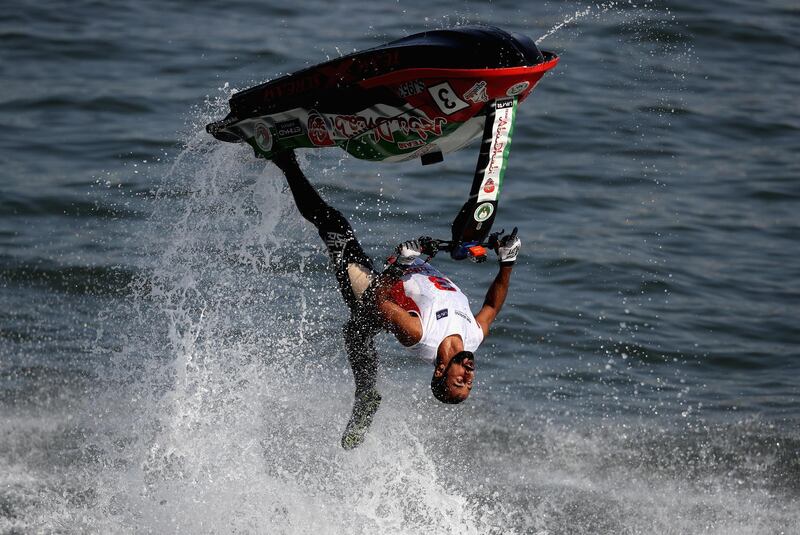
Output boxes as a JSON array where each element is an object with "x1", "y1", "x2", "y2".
[{"x1": 271, "y1": 150, "x2": 520, "y2": 449}]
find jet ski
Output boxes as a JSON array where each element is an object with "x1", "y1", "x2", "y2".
[{"x1": 206, "y1": 26, "x2": 558, "y2": 257}]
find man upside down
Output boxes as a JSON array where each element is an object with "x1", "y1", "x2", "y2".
[{"x1": 271, "y1": 151, "x2": 520, "y2": 449}]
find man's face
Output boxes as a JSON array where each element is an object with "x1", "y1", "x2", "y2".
[{"x1": 443, "y1": 353, "x2": 475, "y2": 401}]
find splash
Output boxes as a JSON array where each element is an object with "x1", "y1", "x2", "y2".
[
  {"x1": 58, "y1": 93, "x2": 489, "y2": 534},
  {"x1": 537, "y1": 1, "x2": 627, "y2": 43}
]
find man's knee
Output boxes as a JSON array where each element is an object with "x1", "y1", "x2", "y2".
[{"x1": 347, "y1": 263, "x2": 374, "y2": 301}]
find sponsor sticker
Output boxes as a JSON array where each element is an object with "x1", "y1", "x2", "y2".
[
  {"x1": 307, "y1": 111, "x2": 334, "y2": 146},
  {"x1": 436, "y1": 309, "x2": 449, "y2": 320},
  {"x1": 496, "y1": 97, "x2": 515, "y2": 109},
  {"x1": 463, "y1": 80, "x2": 489, "y2": 103},
  {"x1": 275, "y1": 118, "x2": 303, "y2": 139},
  {"x1": 428, "y1": 82, "x2": 469, "y2": 115},
  {"x1": 253, "y1": 121, "x2": 273, "y2": 152},
  {"x1": 506, "y1": 81, "x2": 530, "y2": 96},
  {"x1": 477, "y1": 98, "x2": 516, "y2": 202},
  {"x1": 474, "y1": 202, "x2": 494, "y2": 222},
  {"x1": 396, "y1": 79, "x2": 426, "y2": 98}
]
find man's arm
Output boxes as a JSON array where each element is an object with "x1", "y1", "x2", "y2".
[
  {"x1": 475, "y1": 228, "x2": 521, "y2": 337},
  {"x1": 366, "y1": 238, "x2": 438, "y2": 347},
  {"x1": 370, "y1": 270, "x2": 422, "y2": 346},
  {"x1": 475, "y1": 265, "x2": 513, "y2": 337},
  {"x1": 375, "y1": 297, "x2": 422, "y2": 346}
]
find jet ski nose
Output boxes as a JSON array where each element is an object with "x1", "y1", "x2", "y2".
[{"x1": 206, "y1": 117, "x2": 245, "y2": 143}]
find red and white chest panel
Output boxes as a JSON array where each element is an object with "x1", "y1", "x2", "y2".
[{"x1": 391, "y1": 259, "x2": 484, "y2": 363}]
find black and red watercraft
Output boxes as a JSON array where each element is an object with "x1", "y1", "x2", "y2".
[{"x1": 207, "y1": 26, "x2": 558, "y2": 258}]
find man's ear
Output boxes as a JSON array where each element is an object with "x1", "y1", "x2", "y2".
[
  {"x1": 434, "y1": 363, "x2": 446, "y2": 378},
  {"x1": 434, "y1": 355, "x2": 447, "y2": 378}
]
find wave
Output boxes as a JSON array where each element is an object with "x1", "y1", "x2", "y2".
[
  {"x1": 0, "y1": 95, "x2": 154, "y2": 115},
  {"x1": 0, "y1": 261, "x2": 137, "y2": 296}
]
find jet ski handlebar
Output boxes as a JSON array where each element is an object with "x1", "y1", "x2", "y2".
[{"x1": 430, "y1": 228, "x2": 510, "y2": 263}]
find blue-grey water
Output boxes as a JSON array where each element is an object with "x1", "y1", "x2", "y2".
[{"x1": 1, "y1": 1, "x2": 798, "y2": 533}]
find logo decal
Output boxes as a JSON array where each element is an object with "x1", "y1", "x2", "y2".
[
  {"x1": 454, "y1": 309, "x2": 472, "y2": 323},
  {"x1": 504, "y1": 243, "x2": 520, "y2": 261},
  {"x1": 496, "y1": 97, "x2": 515, "y2": 109},
  {"x1": 324, "y1": 232, "x2": 351, "y2": 262},
  {"x1": 428, "y1": 82, "x2": 469, "y2": 115},
  {"x1": 307, "y1": 111, "x2": 334, "y2": 146},
  {"x1": 463, "y1": 81, "x2": 488, "y2": 103},
  {"x1": 275, "y1": 118, "x2": 303, "y2": 139},
  {"x1": 482, "y1": 178, "x2": 496, "y2": 194},
  {"x1": 396, "y1": 80, "x2": 426, "y2": 98},
  {"x1": 253, "y1": 122, "x2": 272, "y2": 152},
  {"x1": 474, "y1": 202, "x2": 494, "y2": 222},
  {"x1": 333, "y1": 113, "x2": 446, "y2": 143},
  {"x1": 398, "y1": 139, "x2": 425, "y2": 150},
  {"x1": 506, "y1": 81, "x2": 530, "y2": 96},
  {"x1": 436, "y1": 308, "x2": 449, "y2": 320}
]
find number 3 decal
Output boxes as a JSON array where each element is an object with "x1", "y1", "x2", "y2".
[
  {"x1": 429, "y1": 275, "x2": 457, "y2": 291},
  {"x1": 438, "y1": 88, "x2": 456, "y2": 109},
  {"x1": 428, "y1": 82, "x2": 469, "y2": 116}
]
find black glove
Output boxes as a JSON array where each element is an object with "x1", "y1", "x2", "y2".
[{"x1": 495, "y1": 227, "x2": 521, "y2": 265}]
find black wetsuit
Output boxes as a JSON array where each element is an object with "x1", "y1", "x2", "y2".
[{"x1": 280, "y1": 159, "x2": 381, "y2": 396}]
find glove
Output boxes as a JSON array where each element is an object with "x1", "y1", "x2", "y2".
[
  {"x1": 395, "y1": 236, "x2": 438, "y2": 265},
  {"x1": 495, "y1": 227, "x2": 520, "y2": 265}
]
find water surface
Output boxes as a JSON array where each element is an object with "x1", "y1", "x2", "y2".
[{"x1": 1, "y1": 1, "x2": 798, "y2": 533}]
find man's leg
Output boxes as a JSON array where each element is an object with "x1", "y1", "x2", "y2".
[
  {"x1": 272, "y1": 151, "x2": 374, "y2": 309},
  {"x1": 340, "y1": 315, "x2": 381, "y2": 449},
  {"x1": 272, "y1": 152, "x2": 381, "y2": 449},
  {"x1": 343, "y1": 316, "x2": 379, "y2": 396}
]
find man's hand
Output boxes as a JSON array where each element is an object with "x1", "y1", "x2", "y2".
[
  {"x1": 495, "y1": 227, "x2": 521, "y2": 266},
  {"x1": 395, "y1": 236, "x2": 438, "y2": 265}
]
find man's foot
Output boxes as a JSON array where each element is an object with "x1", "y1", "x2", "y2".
[{"x1": 341, "y1": 388, "x2": 381, "y2": 450}]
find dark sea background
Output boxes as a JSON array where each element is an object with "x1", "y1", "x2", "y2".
[{"x1": 1, "y1": 1, "x2": 798, "y2": 533}]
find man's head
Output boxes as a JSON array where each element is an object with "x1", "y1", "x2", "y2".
[{"x1": 431, "y1": 348, "x2": 475, "y2": 404}]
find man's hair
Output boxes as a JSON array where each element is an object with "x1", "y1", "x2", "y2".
[
  {"x1": 430, "y1": 350, "x2": 474, "y2": 404},
  {"x1": 431, "y1": 374, "x2": 464, "y2": 404}
]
